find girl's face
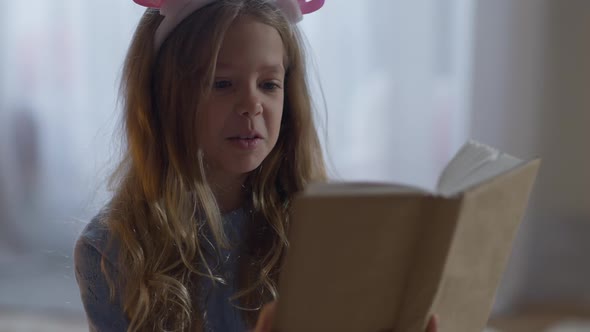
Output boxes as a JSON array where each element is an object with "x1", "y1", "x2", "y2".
[{"x1": 199, "y1": 16, "x2": 285, "y2": 181}]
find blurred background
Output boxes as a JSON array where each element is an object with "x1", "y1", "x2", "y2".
[{"x1": 0, "y1": 0, "x2": 588, "y2": 331}]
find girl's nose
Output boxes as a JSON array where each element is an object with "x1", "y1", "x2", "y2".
[{"x1": 235, "y1": 88, "x2": 263, "y2": 117}]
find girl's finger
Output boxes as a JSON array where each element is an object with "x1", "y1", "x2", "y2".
[
  {"x1": 254, "y1": 301, "x2": 278, "y2": 332},
  {"x1": 426, "y1": 314, "x2": 439, "y2": 332}
]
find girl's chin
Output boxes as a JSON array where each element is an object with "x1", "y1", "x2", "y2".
[
  {"x1": 204, "y1": 152, "x2": 270, "y2": 178},
  {"x1": 219, "y1": 160, "x2": 265, "y2": 177},
  {"x1": 233, "y1": 163, "x2": 264, "y2": 175}
]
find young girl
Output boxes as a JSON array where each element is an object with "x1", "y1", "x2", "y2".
[{"x1": 74, "y1": 0, "x2": 439, "y2": 331}]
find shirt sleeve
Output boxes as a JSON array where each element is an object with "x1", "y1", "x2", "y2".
[{"x1": 74, "y1": 236, "x2": 130, "y2": 332}]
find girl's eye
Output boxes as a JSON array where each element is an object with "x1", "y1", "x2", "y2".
[
  {"x1": 214, "y1": 80, "x2": 232, "y2": 89},
  {"x1": 261, "y1": 81, "x2": 282, "y2": 91}
]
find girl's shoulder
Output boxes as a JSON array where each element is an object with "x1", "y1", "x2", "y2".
[
  {"x1": 73, "y1": 210, "x2": 129, "y2": 330},
  {"x1": 74, "y1": 210, "x2": 118, "y2": 266}
]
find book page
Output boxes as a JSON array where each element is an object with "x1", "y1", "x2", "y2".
[
  {"x1": 304, "y1": 181, "x2": 432, "y2": 196},
  {"x1": 436, "y1": 140, "x2": 523, "y2": 196}
]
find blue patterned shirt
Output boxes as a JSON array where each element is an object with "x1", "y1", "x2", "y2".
[{"x1": 74, "y1": 209, "x2": 250, "y2": 331}]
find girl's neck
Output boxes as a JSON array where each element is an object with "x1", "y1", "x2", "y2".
[{"x1": 208, "y1": 172, "x2": 248, "y2": 213}]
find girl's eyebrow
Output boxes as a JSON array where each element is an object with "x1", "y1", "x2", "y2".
[
  {"x1": 215, "y1": 63, "x2": 285, "y2": 74},
  {"x1": 258, "y1": 64, "x2": 285, "y2": 73}
]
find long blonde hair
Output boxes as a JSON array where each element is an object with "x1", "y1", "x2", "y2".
[{"x1": 104, "y1": 0, "x2": 326, "y2": 330}]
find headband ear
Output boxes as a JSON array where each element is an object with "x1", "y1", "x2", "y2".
[
  {"x1": 297, "y1": 0, "x2": 324, "y2": 14},
  {"x1": 133, "y1": 0, "x2": 164, "y2": 8},
  {"x1": 135, "y1": 0, "x2": 326, "y2": 14},
  {"x1": 133, "y1": 0, "x2": 327, "y2": 50}
]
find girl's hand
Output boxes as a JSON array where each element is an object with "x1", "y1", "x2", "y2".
[
  {"x1": 424, "y1": 314, "x2": 439, "y2": 332},
  {"x1": 253, "y1": 301, "x2": 278, "y2": 332},
  {"x1": 253, "y1": 301, "x2": 440, "y2": 332}
]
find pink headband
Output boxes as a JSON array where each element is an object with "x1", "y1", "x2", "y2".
[{"x1": 133, "y1": 0, "x2": 325, "y2": 50}]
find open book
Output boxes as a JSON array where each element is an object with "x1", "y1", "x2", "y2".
[{"x1": 274, "y1": 140, "x2": 540, "y2": 332}]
